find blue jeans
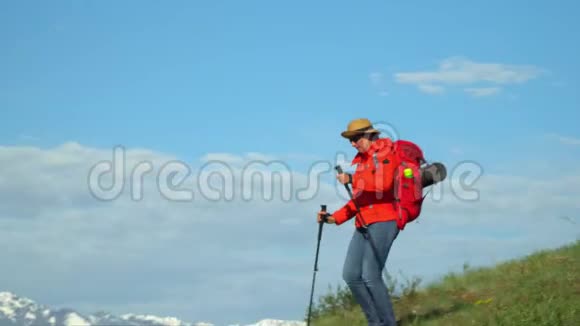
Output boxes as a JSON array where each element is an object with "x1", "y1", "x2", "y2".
[{"x1": 342, "y1": 221, "x2": 399, "y2": 326}]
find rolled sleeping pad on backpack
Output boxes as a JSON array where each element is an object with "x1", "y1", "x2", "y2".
[{"x1": 420, "y1": 162, "x2": 447, "y2": 188}]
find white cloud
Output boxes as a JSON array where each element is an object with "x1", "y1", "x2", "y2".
[
  {"x1": 546, "y1": 133, "x2": 580, "y2": 146},
  {"x1": 418, "y1": 84, "x2": 445, "y2": 95},
  {"x1": 369, "y1": 72, "x2": 388, "y2": 96},
  {"x1": 396, "y1": 57, "x2": 543, "y2": 84},
  {"x1": 0, "y1": 143, "x2": 578, "y2": 325},
  {"x1": 464, "y1": 87, "x2": 501, "y2": 97},
  {"x1": 244, "y1": 152, "x2": 278, "y2": 162},
  {"x1": 200, "y1": 153, "x2": 246, "y2": 165},
  {"x1": 394, "y1": 57, "x2": 544, "y2": 96},
  {"x1": 17, "y1": 134, "x2": 40, "y2": 142},
  {"x1": 0, "y1": 142, "x2": 344, "y2": 325},
  {"x1": 369, "y1": 72, "x2": 383, "y2": 84}
]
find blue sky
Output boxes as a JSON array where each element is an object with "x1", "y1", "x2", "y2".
[
  {"x1": 2, "y1": 1, "x2": 579, "y2": 163},
  {"x1": 1, "y1": 1, "x2": 580, "y2": 325}
]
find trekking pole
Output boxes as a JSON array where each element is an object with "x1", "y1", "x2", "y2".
[
  {"x1": 335, "y1": 165, "x2": 370, "y2": 229},
  {"x1": 335, "y1": 165, "x2": 382, "y2": 264},
  {"x1": 307, "y1": 204, "x2": 327, "y2": 326}
]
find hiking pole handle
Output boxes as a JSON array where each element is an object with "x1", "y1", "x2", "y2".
[
  {"x1": 335, "y1": 165, "x2": 368, "y2": 228},
  {"x1": 335, "y1": 164, "x2": 353, "y2": 197},
  {"x1": 318, "y1": 205, "x2": 326, "y2": 241},
  {"x1": 320, "y1": 204, "x2": 328, "y2": 223}
]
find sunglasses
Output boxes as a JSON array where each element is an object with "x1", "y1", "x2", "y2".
[{"x1": 348, "y1": 134, "x2": 365, "y2": 142}]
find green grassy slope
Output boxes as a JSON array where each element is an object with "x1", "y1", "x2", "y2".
[{"x1": 307, "y1": 240, "x2": 579, "y2": 326}]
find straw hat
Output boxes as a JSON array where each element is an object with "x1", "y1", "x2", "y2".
[{"x1": 340, "y1": 118, "x2": 381, "y2": 138}]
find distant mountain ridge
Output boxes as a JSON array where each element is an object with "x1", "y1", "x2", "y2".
[{"x1": 0, "y1": 292, "x2": 305, "y2": 326}]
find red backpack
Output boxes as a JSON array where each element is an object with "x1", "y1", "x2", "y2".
[{"x1": 391, "y1": 140, "x2": 427, "y2": 230}]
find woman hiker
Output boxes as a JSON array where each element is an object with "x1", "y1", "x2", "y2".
[{"x1": 317, "y1": 118, "x2": 400, "y2": 326}]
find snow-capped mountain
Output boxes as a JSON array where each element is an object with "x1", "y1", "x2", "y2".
[{"x1": 0, "y1": 292, "x2": 305, "y2": 326}]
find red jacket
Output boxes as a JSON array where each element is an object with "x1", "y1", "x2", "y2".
[{"x1": 332, "y1": 138, "x2": 399, "y2": 228}]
